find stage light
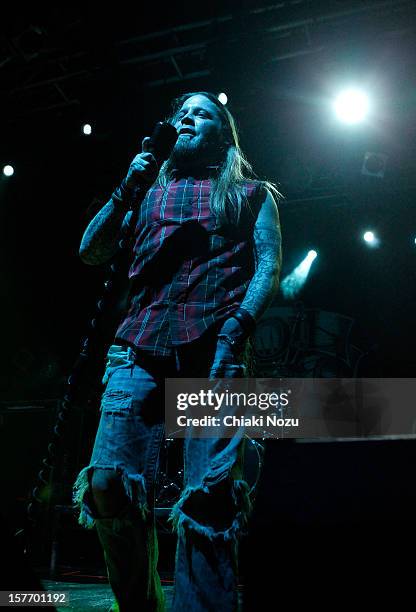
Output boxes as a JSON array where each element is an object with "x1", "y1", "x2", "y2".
[
  {"x1": 334, "y1": 89, "x2": 369, "y2": 124},
  {"x1": 3, "y1": 165, "x2": 14, "y2": 177},
  {"x1": 218, "y1": 92, "x2": 228, "y2": 105},
  {"x1": 82, "y1": 123, "x2": 92, "y2": 135},
  {"x1": 281, "y1": 250, "x2": 318, "y2": 299},
  {"x1": 363, "y1": 230, "x2": 380, "y2": 248},
  {"x1": 363, "y1": 231, "x2": 375, "y2": 243}
]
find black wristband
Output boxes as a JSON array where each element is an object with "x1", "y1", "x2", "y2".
[
  {"x1": 217, "y1": 333, "x2": 240, "y2": 349},
  {"x1": 230, "y1": 308, "x2": 256, "y2": 335},
  {"x1": 111, "y1": 178, "x2": 140, "y2": 209}
]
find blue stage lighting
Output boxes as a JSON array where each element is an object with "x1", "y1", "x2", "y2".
[
  {"x1": 362, "y1": 230, "x2": 380, "y2": 248},
  {"x1": 3, "y1": 165, "x2": 14, "y2": 177},
  {"x1": 363, "y1": 231, "x2": 375, "y2": 243},
  {"x1": 218, "y1": 93, "x2": 228, "y2": 105},
  {"x1": 281, "y1": 250, "x2": 318, "y2": 299},
  {"x1": 334, "y1": 89, "x2": 369, "y2": 124}
]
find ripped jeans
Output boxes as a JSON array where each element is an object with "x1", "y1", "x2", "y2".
[{"x1": 73, "y1": 330, "x2": 251, "y2": 612}]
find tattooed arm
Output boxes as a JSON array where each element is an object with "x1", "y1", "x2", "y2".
[
  {"x1": 217, "y1": 188, "x2": 282, "y2": 346},
  {"x1": 79, "y1": 200, "x2": 132, "y2": 265},
  {"x1": 79, "y1": 136, "x2": 158, "y2": 265},
  {"x1": 240, "y1": 188, "x2": 282, "y2": 320},
  {"x1": 212, "y1": 188, "x2": 281, "y2": 373}
]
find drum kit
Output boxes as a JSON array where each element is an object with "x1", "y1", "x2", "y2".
[
  {"x1": 251, "y1": 302, "x2": 357, "y2": 377},
  {"x1": 155, "y1": 436, "x2": 265, "y2": 509},
  {"x1": 155, "y1": 303, "x2": 360, "y2": 508}
]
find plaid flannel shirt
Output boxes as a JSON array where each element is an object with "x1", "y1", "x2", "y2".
[{"x1": 115, "y1": 175, "x2": 263, "y2": 357}]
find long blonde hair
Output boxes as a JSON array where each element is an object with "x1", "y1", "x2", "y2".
[{"x1": 157, "y1": 91, "x2": 282, "y2": 224}]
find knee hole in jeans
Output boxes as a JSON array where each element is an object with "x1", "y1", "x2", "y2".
[{"x1": 90, "y1": 468, "x2": 128, "y2": 518}]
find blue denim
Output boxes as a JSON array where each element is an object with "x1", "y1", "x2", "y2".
[{"x1": 73, "y1": 330, "x2": 250, "y2": 612}]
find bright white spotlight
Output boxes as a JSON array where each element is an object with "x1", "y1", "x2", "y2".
[
  {"x1": 281, "y1": 250, "x2": 318, "y2": 299},
  {"x1": 363, "y1": 231, "x2": 374, "y2": 243},
  {"x1": 82, "y1": 123, "x2": 92, "y2": 135},
  {"x1": 363, "y1": 230, "x2": 379, "y2": 247},
  {"x1": 334, "y1": 89, "x2": 369, "y2": 124},
  {"x1": 218, "y1": 92, "x2": 228, "y2": 105},
  {"x1": 3, "y1": 165, "x2": 14, "y2": 177}
]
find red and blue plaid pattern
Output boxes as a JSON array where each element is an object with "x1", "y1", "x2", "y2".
[{"x1": 115, "y1": 177, "x2": 263, "y2": 356}]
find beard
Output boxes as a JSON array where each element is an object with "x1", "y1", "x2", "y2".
[{"x1": 170, "y1": 135, "x2": 224, "y2": 170}]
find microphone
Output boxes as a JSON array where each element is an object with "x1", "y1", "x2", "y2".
[
  {"x1": 147, "y1": 121, "x2": 178, "y2": 166},
  {"x1": 112, "y1": 121, "x2": 178, "y2": 209}
]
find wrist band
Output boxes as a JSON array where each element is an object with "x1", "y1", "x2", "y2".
[
  {"x1": 231, "y1": 308, "x2": 256, "y2": 335},
  {"x1": 111, "y1": 178, "x2": 140, "y2": 209},
  {"x1": 218, "y1": 333, "x2": 239, "y2": 348}
]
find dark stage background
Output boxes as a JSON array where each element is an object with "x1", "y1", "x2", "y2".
[
  {"x1": 1, "y1": 1, "x2": 415, "y2": 402},
  {"x1": 0, "y1": 0, "x2": 415, "y2": 586}
]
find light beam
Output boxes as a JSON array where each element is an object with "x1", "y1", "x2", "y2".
[{"x1": 281, "y1": 250, "x2": 318, "y2": 299}]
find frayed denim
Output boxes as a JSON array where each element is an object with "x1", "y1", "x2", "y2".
[{"x1": 73, "y1": 333, "x2": 250, "y2": 611}]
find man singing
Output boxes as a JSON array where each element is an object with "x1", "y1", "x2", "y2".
[{"x1": 73, "y1": 92, "x2": 282, "y2": 611}]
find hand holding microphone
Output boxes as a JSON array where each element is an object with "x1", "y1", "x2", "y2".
[
  {"x1": 113, "y1": 122, "x2": 178, "y2": 209},
  {"x1": 125, "y1": 137, "x2": 159, "y2": 189},
  {"x1": 126, "y1": 121, "x2": 178, "y2": 188}
]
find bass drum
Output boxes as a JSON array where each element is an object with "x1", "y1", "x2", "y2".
[
  {"x1": 155, "y1": 437, "x2": 264, "y2": 508},
  {"x1": 252, "y1": 305, "x2": 356, "y2": 376}
]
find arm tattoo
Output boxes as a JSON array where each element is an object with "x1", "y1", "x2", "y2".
[
  {"x1": 240, "y1": 205, "x2": 282, "y2": 321},
  {"x1": 79, "y1": 199, "x2": 130, "y2": 265}
]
